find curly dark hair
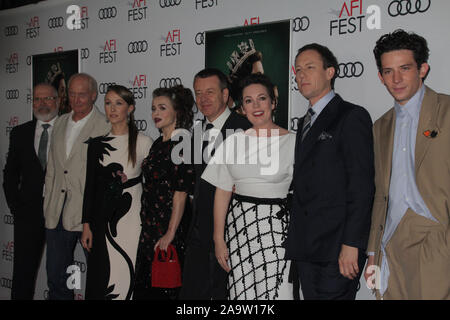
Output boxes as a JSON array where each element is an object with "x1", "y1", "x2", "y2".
[
  {"x1": 373, "y1": 29, "x2": 429, "y2": 76},
  {"x1": 295, "y1": 43, "x2": 339, "y2": 90},
  {"x1": 152, "y1": 85, "x2": 194, "y2": 130},
  {"x1": 238, "y1": 72, "x2": 276, "y2": 106},
  {"x1": 105, "y1": 84, "x2": 138, "y2": 167}
]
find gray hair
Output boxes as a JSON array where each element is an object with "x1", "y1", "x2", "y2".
[{"x1": 68, "y1": 72, "x2": 98, "y2": 101}]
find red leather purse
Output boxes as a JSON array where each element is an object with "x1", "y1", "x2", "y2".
[{"x1": 151, "y1": 244, "x2": 182, "y2": 288}]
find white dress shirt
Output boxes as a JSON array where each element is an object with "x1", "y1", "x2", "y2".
[{"x1": 65, "y1": 108, "x2": 94, "y2": 158}]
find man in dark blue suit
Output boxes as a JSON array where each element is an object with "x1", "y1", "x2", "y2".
[
  {"x1": 285, "y1": 44, "x2": 375, "y2": 299},
  {"x1": 3, "y1": 83, "x2": 59, "y2": 299}
]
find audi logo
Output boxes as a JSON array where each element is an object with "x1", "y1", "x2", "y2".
[
  {"x1": 98, "y1": 6, "x2": 117, "y2": 20},
  {"x1": 388, "y1": 0, "x2": 431, "y2": 17},
  {"x1": 159, "y1": 0, "x2": 182, "y2": 8},
  {"x1": 26, "y1": 55, "x2": 32, "y2": 66},
  {"x1": 43, "y1": 289, "x2": 49, "y2": 300},
  {"x1": 128, "y1": 40, "x2": 149, "y2": 54},
  {"x1": 98, "y1": 82, "x2": 116, "y2": 94},
  {"x1": 290, "y1": 117, "x2": 300, "y2": 132},
  {"x1": 134, "y1": 119, "x2": 148, "y2": 131},
  {"x1": 1, "y1": 278, "x2": 12, "y2": 289},
  {"x1": 47, "y1": 16, "x2": 64, "y2": 29},
  {"x1": 195, "y1": 32, "x2": 205, "y2": 46},
  {"x1": 159, "y1": 77, "x2": 182, "y2": 88},
  {"x1": 3, "y1": 214, "x2": 14, "y2": 225},
  {"x1": 292, "y1": 16, "x2": 310, "y2": 32},
  {"x1": 4, "y1": 25, "x2": 18, "y2": 36},
  {"x1": 5, "y1": 89, "x2": 19, "y2": 100},
  {"x1": 337, "y1": 62, "x2": 364, "y2": 79},
  {"x1": 80, "y1": 48, "x2": 90, "y2": 60},
  {"x1": 74, "y1": 260, "x2": 87, "y2": 273}
]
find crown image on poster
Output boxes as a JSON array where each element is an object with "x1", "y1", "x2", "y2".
[{"x1": 226, "y1": 39, "x2": 256, "y2": 75}]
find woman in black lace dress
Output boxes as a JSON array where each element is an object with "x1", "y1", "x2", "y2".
[{"x1": 133, "y1": 85, "x2": 195, "y2": 300}]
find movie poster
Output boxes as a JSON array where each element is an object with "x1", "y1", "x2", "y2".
[
  {"x1": 205, "y1": 21, "x2": 291, "y2": 129},
  {"x1": 32, "y1": 50, "x2": 79, "y2": 115}
]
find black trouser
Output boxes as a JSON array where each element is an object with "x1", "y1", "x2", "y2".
[
  {"x1": 295, "y1": 251, "x2": 366, "y2": 300},
  {"x1": 11, "y1": 215, "x2": 46, "y2": 300}
]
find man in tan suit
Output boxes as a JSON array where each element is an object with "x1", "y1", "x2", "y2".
[
  {"x1": 364, "y1": 29, "x2": 450, "y2": 300},
  {"x1": 44, "y1": 73, "x2": 110, "y2": 300}
]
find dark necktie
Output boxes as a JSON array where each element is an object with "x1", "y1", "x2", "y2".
[
  {"x1": 202, "y1": 123, "x2": 214, "y2": 163},
  {"x1": 301, "y1": 107, "x2": 315, "y2": 141},
  {"x1": 38, "y1": 123, "x2": 50, "y2": 169}
]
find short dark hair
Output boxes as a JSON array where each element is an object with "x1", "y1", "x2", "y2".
[
  {"x1": 373, "y1": 29, "x2": 430, "y2": 77},
  {"x1": 152, "y1": 85, "x2": 194, "y2": 130},
  {"x1": 238, "y1": 73, "x2": 276, "y2": 105},
  {"x1": 193, "y1": 68, "x2": 228, "y2": 91},
  {"x1": 295, "y1": 43, "x2": 339, "y2": 89}
]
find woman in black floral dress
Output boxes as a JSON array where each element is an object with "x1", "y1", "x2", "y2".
[{"x1": 133, "y1": 85, "x2": 194, "y2": 300}]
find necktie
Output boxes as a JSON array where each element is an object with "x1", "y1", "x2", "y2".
[
  {"x1": 38, "y1": 123, "x2": 50, "y2": 169},
  {"x1": 301, "y1": 107, "x2": 315, "y2": 141},
  {"x1": 202, "y1": 123, "x2": 214, "y2": 162}
]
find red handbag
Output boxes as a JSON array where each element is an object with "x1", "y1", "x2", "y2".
[{"x1": 151, "y1": 244, "x2": 182, "y2": 288}]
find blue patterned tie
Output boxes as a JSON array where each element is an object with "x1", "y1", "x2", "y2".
[
  {"x1": 301, "y1": 108, "x2": 315, "y2": 141},
  {"x1": 38, "y1": 123, "x2": 50, "y2": 169}
]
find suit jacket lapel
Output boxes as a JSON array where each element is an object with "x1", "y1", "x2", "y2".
[
  {"x1": 378, "y1": 110, "x2": 396, "y2": 192},
  {"x1": 297, "y1": 95, "x2": 342, "y2": 167},
  {"x1": 415, "y1": 86, "x2": 439, "y2": 176},
  {"x1": 66, "y1": 107, "x2": 100, "y2": 162}
]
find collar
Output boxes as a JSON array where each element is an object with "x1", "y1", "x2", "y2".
[
  {"x1": 394, "y1": 84, "x2": 425, "y2": 121},
  {"x1": 309, "y1": 90, "x2": 335, "y2": 120},
  {"x1": 205, "y1": 107, "x2": 231, "y2": 131},
  {"x1": 37, "y1": 116, "x2": 57, "y2": 128}
]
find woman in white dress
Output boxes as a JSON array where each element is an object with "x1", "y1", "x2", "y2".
[
  {"x1": 202, "y1": 73, "x2": 295, "y2": 300},
  {"x1": 81, "y1": 85, "x2": 153, "y2": 300}
]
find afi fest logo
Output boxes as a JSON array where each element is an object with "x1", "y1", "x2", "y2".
[
  {"x1": 244, "y1": 16, "x2": 260, "y2": 25},
  {"x1": 129, "y1": 74, "x2": 148, "y2": 100},
  {"x1": 128, "y1": 0, "x2": 148, "y2": 22},
  {"x1": 2, "y1": 241, "x2": 14, "y2": 262},
  {"x1": 6, "y1": 53, "x2": 19, "y2": 74},
  {"x1": 6, "y1": 116, "x2": 19, "y2": 136},
  {"x1": 66, "y1": 5, "x2": 89, "y2": 30},
  {"x1": 99, "y1": 40, "x2": 117, "y2": 64},
  {"x1": 25, "y1": 16, "x2": 40, "y2": 38},
  {"x1": 330, "y1": 0, "x2": 381, "y2": 36},
  {"x1": 160, "y1": 29, "x2": 181, "y2": 56},
  {"x1": 195, "y1": 0, "x2": 218, "y2": 9}
]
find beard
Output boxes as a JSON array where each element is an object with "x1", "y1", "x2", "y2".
[{"x1": 33, "y1": 106, "x2": 59, "y2": 122}]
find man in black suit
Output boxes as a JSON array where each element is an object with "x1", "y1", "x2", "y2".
[
  {"x1": 180, "y1": 68, "x2": 251, "y2": 299},
  {"x1": 3, "y1": 83, "x2": 59, "y2": 299},
  {"x1": 285, "y1": 44, "x2": 374, "y2": 299}
]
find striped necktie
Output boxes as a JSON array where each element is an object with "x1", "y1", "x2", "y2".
[
  {"x1": 38, "y1": 123, "x2": 50, "y2": 169},
  {"x1": 301, "y1": 107, "x2": 315, "y2": 141}
]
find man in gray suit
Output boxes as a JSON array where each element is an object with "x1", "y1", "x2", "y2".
[{"x1": 44, "y1": 73, "x2": 110, "y2": 300}]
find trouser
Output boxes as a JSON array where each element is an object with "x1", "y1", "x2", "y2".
[
  {"x1": 296, "y1": 251, "x2": 366, "y2": 300},
  {"x1": 11, "y1": 215, "x2": 46, "y2": 300},
  {"x1": 45, "y1": 215, "x2": 82, "y2": 300}
]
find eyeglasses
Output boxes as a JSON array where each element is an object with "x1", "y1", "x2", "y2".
[{"x1": 33, "y1": 96, "x2": 57, "y2": 103}]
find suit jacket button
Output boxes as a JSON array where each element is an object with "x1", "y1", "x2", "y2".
[
  {"x1": 61, "y1": 189, "x2": 65, "y2": 193},
  {"x1": 64, "y1": 170, "x2": 68, "y2": 174},
  {"x1": 379, "y1": 224, "x2": 383, "y2": 231}
]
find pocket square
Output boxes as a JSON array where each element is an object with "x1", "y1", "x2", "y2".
[{"x1": 318, "y1": 132, "x2": 333, "y2": 141}]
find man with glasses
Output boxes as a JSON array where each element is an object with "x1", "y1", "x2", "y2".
[
  {"x1": 43, "y1": 73, "x2": 110, "y2": 300},
  {"x1": 3, "y1": 83, "x2": 59, "y2": 299}
]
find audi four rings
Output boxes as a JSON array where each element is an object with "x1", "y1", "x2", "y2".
[
  {"x1": 80, "y1": 48, "x2": 90, "y2": 59},
  {"x1": 388, "y1": 0, "x2": 431, "y2": 17},
  {"x1": 128, "y1": 40, "x2": 149, "y2": 53},
  {"x1": 195, "y1": 32, "x2": 205, "y2": 45},
  {"x1": 292, "y1": 16, "x2": 310, "y2": 32},
  {"x1": 5, "y1": 89, "x2": 19, "y2": 99},
  {"x1": 98, "y1": 83, "x2": 116, "y2": 94},
  {"x1": 48, "y1": 17, "x2": 64, "y2": 28},
  {"x1": 159, "y1": 77, "x2": 182, "y2": 88},
  {"x1": 337, "y1": 62, "x2": 364, "y2": 78},
  {"x1": 4, "y1": 25, "x2": 19, "y2": 36},
  {"x1": 98, "y1": 7, "x2": 117, "y2": 19},
  {"x1": 160, "y1": 0, "x2": 182, "y2": 8}
]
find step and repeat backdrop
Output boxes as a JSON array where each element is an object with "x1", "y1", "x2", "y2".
[{"x1": 1, "y1": 0, "x2": 449, "y2": 300}]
